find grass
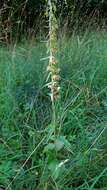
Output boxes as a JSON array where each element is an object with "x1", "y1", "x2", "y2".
[{"x1": 0, "y1": 31, "x2": 107, "y2": 189}]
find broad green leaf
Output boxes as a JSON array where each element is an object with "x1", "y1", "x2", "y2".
[
  {"x1": 55, "y1": 139, "x2": 64, "y2": 151},
  {"x1": 44, "y1": 143, "x2": 55, "y2": 153}
]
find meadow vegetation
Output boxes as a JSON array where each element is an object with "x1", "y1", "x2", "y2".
[{"x1": 0, "y1": 30, "x2": 107, "y2": 189}]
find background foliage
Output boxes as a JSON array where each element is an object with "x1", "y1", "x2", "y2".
[{"x1": 0, "y1": 0, "x2": 107, "y2": 42}]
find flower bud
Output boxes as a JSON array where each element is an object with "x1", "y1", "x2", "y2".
[
  {"x1": 52, "y1": 75, "x2": 60, "y2": 81},
  {"x1": 52, "y1": 58, "x2": 58, "y2": 65}
]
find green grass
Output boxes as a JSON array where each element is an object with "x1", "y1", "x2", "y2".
[{"x1": 1, "y1": 31, "x2": 107, "y2": 190}]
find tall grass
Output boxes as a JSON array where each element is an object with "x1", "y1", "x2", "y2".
[{"x1": 0, "y1": 31, "x2": 107, "y2": 189}]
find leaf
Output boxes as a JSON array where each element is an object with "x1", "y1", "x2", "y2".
[
  {"x1": 59, "y1": 136, "x2": 74, "y2": 154},
  {"x1": 48, "y1": 159, "x2": 67, "y2": 180},
  {"x1": 44, "y1": 143, "x2": 55, "y2": 153},
  {"x1": 48, "y1": 160, "x2": 60, "y2": 180},
  {"x1": 55, "y1": 139, "x2": 64, "y2": 151},
  {"x1": 45, "y1": 124, "x2": 55, "y2": 143},
  {"x1": 48, "y1": 160, "x2": 58, "y2": 171}
]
